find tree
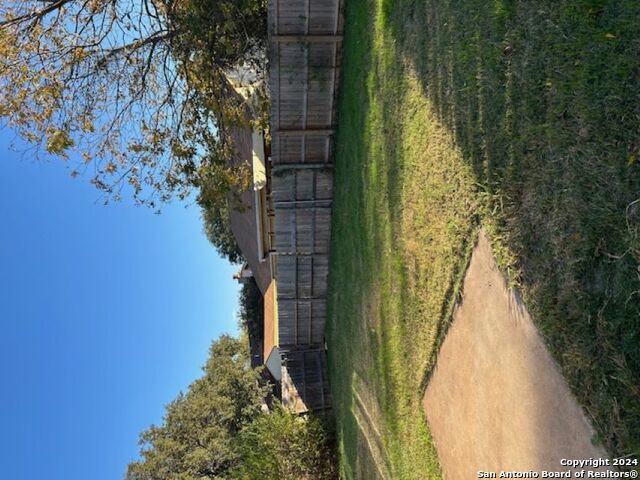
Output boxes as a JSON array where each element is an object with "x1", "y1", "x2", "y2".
[
  {"x1": 0, "y1": 0, "x2": 267, "y2": 208},
  {"x1": 232, "y1": 407, "x2": 338, "y2": 480},
  {"x1": 126, "y1": 333, "x2": 338, "y2": 480},
  {"x1": 126, "y1": 335, "x2": 268, "y2": 480},
  {"x1": 198, "y1": 191, "x2": 244, "y2": 264},
  {"x1": 238, "y1": 277, "x2": 263, "y2": 340}
]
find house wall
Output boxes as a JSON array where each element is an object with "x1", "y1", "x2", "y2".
[{"x1": 268, "y1": 0, "x2": 344, "y2": 415}]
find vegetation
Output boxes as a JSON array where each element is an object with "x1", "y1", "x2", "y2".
[
  {"x1": 126, "y1": 335, "x2": 268, "y2": 479},
  {"x1": 238, "y1": 277, "x2": 264, "y2": 343},
  {"x1": 233, "y1": 406, "x2": 338, "y2": 480},
  {"x1": 328, "y1": 0, "x2": 640, "y2": 477},
  {"x1": 127, "y1": 335, "x2": 337, "y2": 480},
  {"x1": 2, "y1": 3, "x2": 341, "y2": 479},
  {"x1": 0, "y1": 0, "x2": 266, "y2": 208},
  {"x1": 198, "y1": 193, "x2": 244, "y2": 264}
]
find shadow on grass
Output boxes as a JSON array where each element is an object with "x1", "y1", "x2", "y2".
[
  {"x1": 377, "y1": 0, "x2": 640, "y2": 457},
  {"x1": 326, "y1": 0, "x2": 474, "y2": 476}
]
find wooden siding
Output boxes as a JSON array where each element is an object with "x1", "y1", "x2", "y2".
[{"x1": 269, "y1": 0, "x2": 343, "y2": 415}]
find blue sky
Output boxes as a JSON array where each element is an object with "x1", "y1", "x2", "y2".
[{"x1": 0, "y1": 130, "x2": 240, "y2": 480}]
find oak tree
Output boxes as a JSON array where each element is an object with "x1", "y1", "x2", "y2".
[
  {"x1": 126, "y1": 335, "x2": 268, "y2": 479},
  {"x1": 199, "y1": 196, "x2": 244, "y2": 264},
  {"x1": 0, "y1": 0, "x2": 267, "y2": 208},
  {"x1": 126, "y1": 335, "x2": 338, "y2": 480}
]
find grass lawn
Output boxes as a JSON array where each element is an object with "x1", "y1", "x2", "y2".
[{"x1": 326, "y1": 0, "x2": 640, "y2": 477}]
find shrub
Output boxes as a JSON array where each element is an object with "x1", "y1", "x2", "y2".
[{"x1": 233, "y1": 407, "x2": 338, "y2": 480}]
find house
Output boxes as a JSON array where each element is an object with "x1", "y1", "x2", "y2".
[
  {"x1": 226, "y1": 0, "x2": 344, "y2": 415},
  {"x1": 225, "y1": 78, "x2": 283, "y2": 384},
  {"x1": 229, "y1": 122, "x2": 331, "y2": 414}
]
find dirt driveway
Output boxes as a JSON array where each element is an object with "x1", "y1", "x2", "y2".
[{"x1": 423, "y1": 231, "x2": 608, "y2": 479}]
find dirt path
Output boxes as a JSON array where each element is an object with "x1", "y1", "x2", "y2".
[{"x1": 423, "y1": 231, "x2": 608, "y2": 479}]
